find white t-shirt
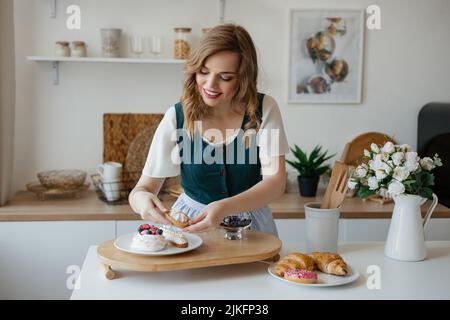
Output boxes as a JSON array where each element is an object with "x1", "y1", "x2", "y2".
[{"x1": 142, "y1": 94, "x2": 290, "y2": 177}]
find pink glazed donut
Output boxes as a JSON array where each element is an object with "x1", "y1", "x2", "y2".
[{"x1": 284, "y1": 268, "x2": 318, "y2": 284}]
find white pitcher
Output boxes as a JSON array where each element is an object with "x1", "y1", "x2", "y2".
[{"x1": 385, "y1": 193, "x2": 438, "y2": 261}]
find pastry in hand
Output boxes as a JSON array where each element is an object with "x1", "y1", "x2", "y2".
[
  {"x1": 165, "y1": 209, "x2": 191, "y2": 228},
  {"x1": 284, "y1": 268, "x2": 318, "y2": 284},
  {"x1": 309, "y1": 252, "x2": 349, "y2": 276},
  {"x1": 275, "y1": 252, "x2": 315, "y2": 276}
]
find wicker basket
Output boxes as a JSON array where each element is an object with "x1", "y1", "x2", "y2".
[{"x1": 91, "y1": 172, "x2": 140, "y2": 205}]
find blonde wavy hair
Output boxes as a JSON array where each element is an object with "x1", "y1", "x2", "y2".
[{"x1": 181, "y1": 24, "x2": 260, "y2": 143}]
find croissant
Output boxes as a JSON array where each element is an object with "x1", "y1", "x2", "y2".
[
  {"x1": 309, "y1": 252, "x2": 349, "y2": 276},
  {"x1": 275, "y1": 253, "x2": 315, "y2": 276}
]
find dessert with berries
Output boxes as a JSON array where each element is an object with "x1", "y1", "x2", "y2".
[{"x1": 131, "y1": 224, "x2": 168, "y2": 252}]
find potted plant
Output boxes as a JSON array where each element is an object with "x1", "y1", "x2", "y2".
[
  {"x1": 286, "y1": 144, "x2": 334, "y2": 197},
  {"x1": 347, "y1": 142, "x2": 443, "y2": 261}
]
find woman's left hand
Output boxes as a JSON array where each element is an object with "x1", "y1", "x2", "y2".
[{"x1": 183, "y1": 201, "x2": 227, "y2": 233}]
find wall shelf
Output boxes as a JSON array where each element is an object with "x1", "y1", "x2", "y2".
[{"x1": 27, "y1": 56, "x2": 185, "y2": 85}]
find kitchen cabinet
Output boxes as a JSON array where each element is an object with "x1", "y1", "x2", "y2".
[
  {"x1": 1, "y1": 191, "x2": 449, "y2": 299},
  {"x1": 0, "y1": 221, "x2": 115, "y2": 299},
  {"x1": 1, "y1": 218, "x2": 449, "y2": 299}
]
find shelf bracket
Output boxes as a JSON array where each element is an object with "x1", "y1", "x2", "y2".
[
  {"x1": 218, "y1": 0, "x2": 226, "y2": 23},
  {"x1": 52, "y1": 61, "x2": 59, "y2": 85},
  {"x1": 50, "y1": 0, "x2": 57, "y2": 18}
]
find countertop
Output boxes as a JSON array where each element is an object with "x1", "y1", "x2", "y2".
[
  {"x1": 71, "y1": 241, "x2": 450, "y2": 300},
  {"x1": 0, "y1": 190, "x2": 449, "y2": 221}
]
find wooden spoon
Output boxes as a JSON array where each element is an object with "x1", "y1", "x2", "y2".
[{"x1": 321, "y1": 161, "x2": 349, "y2": 209}]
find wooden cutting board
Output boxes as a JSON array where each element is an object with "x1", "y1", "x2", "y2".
[
  {"x1": 340, "y1": 131, "x2": 397, "y2": 166},
  {"x1": 97, "y1": 229, "x2": 281, "y2": 278},
  {"x1": 103, "y1": 113, "x2": 181, "y2": 193},
  {"x1": 103, "y1": 113, "x2": 163, "y2": 167}
]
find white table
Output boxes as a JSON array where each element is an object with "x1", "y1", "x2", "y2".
[{"x1": 71, "y1": 242, "x2": 450, "y2": 300}]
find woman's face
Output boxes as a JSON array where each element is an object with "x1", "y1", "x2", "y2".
[{"x1": 196, "y1": 50, "x2": 240, "y2": 109}]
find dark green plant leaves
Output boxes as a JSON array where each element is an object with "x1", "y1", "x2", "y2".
[{"x1": 286, "y1": 144, "x2": 335, "y2": 177}]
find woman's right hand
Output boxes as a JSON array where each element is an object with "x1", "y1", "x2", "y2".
[{"x1": 131, "y1": 191, "x2": 171, "y2": 224}]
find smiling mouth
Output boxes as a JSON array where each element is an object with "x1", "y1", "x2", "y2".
[{"x1": 203, "y1": 88, "x2": 222, "y2": 99}]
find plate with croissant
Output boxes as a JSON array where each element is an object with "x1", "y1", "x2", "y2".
[{"x1": 268, "y1": 252, "x2": 360, "y2": 287}]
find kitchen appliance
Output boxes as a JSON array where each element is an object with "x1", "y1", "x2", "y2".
[{"x1": 418, "y1": 103, "x2": 450, "y2": 207}]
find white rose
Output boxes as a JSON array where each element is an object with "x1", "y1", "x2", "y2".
[
  {"x1": 368, "y1": 176, "x2": 379, "y2": 190},
  {"x1": 392, "y1": 152, "x2": 404, "y2": 166},
  {"x1": 347, "y1": 179, "x2": 357, "y2": 190},
  {"x1": 404, "y1": 152, "x2": 419, "y2": 172},
  {"x1": 420, "y1": 157, "x2": 435, "y2": 171},
  {"x1": 393, "y1": 166, "x2": 410, "y2": 182},
  {"x1": 369, "y1": 155, "x2": 384, "y2": 171},
  {"x1": 405, "y1": 151, "x2": 418, "y2": 162},
  {"x1": 388, "y1": 180, "x2": 405, "y2": 196},
  {"x1": 399, "y1": 144, "x2": 412, "y2": 152},
  {"x1": 356, "y1": 165, "x2": 368, "y2": 178},
  {"x1": 381, "y1": 141, "x2": 395, "y2": 154},
  {"x1": 375, "y1": 169, "x2": 387, "y2": 180},
  {"x1": 383, "y1": 162, "x2": 393, "y2": 174},
  {"x1": 405, "y1": 159, "x2": 419, "y2": 172},
  {"x1": 363, "y1": 149, "x2": 371, "y2": 157},
  {"x1": 370, "y1": 143, "x2": 380, "y2": 153}
]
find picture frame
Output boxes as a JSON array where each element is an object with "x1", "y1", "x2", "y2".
[{"x1": 288, "y1": 9, "x2": 365, "y2": 104}]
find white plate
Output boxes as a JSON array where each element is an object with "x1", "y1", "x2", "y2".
[
  {"x1": 114, "y1": 231, "x2": 203, "y2": 256},
  {"x1": 268, "y1": 264, "x2": 360, "y2": 287}
]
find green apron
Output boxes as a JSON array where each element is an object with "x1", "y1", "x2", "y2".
[{"x1": 175, "y1": 93, "x2": 265, "y2": 204}]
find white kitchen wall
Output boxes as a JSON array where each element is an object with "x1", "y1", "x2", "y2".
[{"x1": 12, "y1": 0, "x2": 450, "y2": 193}]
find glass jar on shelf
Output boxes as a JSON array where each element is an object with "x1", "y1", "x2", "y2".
[
  {"x1": 71, "y1": 41, "x2": 87, "y2": 57},
  {"x1": 173, "y1": 27, "x2": 192, "y2": 59},
  {"x1": 55, "y1": 41, "x2": 70, "y2": 57}
]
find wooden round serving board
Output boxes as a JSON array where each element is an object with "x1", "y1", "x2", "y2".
[{"x1": 97, "y1": 229, "x2": 281, "y2": 279}]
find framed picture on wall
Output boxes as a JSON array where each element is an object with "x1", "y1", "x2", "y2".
[{"x1": 288, "y1": 9, "x2": 365, "y2": 104}]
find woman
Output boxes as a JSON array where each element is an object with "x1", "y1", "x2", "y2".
[{"x1": 129, "y1": 24, "x2": 289, "y2": 236}]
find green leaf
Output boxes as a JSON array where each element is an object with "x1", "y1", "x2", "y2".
[
  {"x1": 287, "y1": 144, "x2": 335, "y2": 177},
  {"x1": 356, "y1": 186, "x2": 375, "y2": 199},
  {"x1": 419, "y1": 187, "x2": 433, "y2": 199}
]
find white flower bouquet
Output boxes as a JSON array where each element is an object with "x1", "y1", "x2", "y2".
[{"x1": 347, "y1": 142, "x2": 442, "y2": 199}]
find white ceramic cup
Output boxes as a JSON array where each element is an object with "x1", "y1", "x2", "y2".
[
  {"x1": 304, "y1": 202, "x2": 340, "y2": 253},
  {"x1": 97, "y1": 162, "x2": 122, "y2": 182}
]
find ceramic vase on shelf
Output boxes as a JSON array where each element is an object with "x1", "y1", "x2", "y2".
[
  {"x1": 101, "y1": 28, "x2": 122, "y2": 58},
  {"x1": 384, "y1": 193, "x2": 438, "y2": 262}
]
